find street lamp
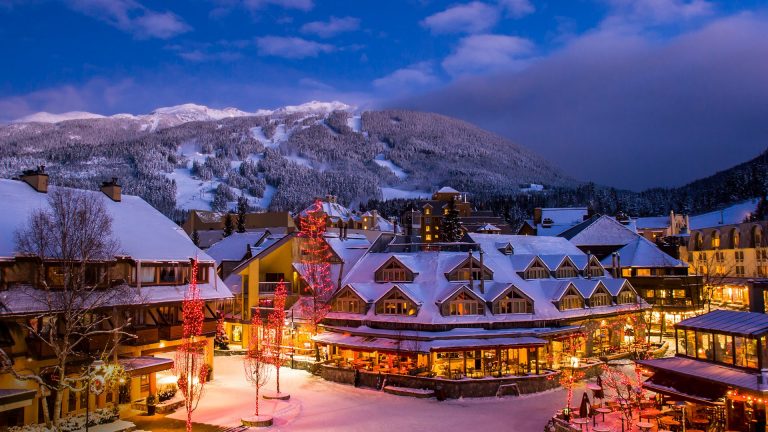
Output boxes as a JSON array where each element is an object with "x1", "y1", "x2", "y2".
[{"x1": 85, "y1": 360, "x2": 106, "y2": 432}]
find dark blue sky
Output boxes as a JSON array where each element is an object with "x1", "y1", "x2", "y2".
[{"x1": 2, "y1": 0, "x2": 768, "y2": 190}]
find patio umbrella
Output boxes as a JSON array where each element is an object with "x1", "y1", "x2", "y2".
[{"x1": 579, "y1": 392, "x2": 591, "y2": 418}]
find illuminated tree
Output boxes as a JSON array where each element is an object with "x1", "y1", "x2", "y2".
[
  {"x1": 266, "y1": 280, "x2": 288, "y2": 395},
  {"x1": 298, "y1": 200, "x2": 335, "y2": 360},
  {"x1": 214, "y1": 312, "x2": 228, "y2": 350},
  {"x1": 244, "y1": 314, "x2": 271, "y2": 419},
  {"x1": 174, "y1": 259, "x2": 209, "y2": 432},
  {"x1": 600, "y1": 363, "x2": 642, "y2": 430}
]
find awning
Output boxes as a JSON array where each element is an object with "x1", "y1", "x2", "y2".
[
  {"x1": 314, "y1": 332, "x2": 547, "y2": 354},
  {"x1": 643, "y1": 377, "x2": 724, "y2": 406},
  {"x1": 638, "y1": 357, "x2": 766, "y2": 393},
  {"x1": 119, "y1": 356, "x2": 174, "y2": 376},
  {"x1": 0, "y1": 389, "x2": 36, "y2": 412}
]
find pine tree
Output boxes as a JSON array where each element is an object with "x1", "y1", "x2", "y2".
[
  {"x1": 223, "y1": 213, "x2": 234, "y2": 237},
  {"x1": 192, "y1": 230, "x2": 200, "y2": 246},
  {"x1": 442, "y1": 197, "x2": 463, "y2": 242},
  {"x1": 237, "y1": 196, "x2": 248, "y2": 233}
]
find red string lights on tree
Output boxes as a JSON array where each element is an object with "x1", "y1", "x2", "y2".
[
  {"x1": 298, "y1": 199, "x2": 335, "y2": 360},
  {"x1": 266, "y1": 279, "x2": 288, "y2": 397},
  {"x1": 174, "y1": 258, "x2": 209, "y2": 432}
]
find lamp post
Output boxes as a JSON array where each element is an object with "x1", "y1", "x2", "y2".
[{"x1": 85, "y1": 360, "x2": 105, "y2": 432}]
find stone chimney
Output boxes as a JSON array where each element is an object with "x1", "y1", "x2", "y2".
[
  {"x1": 533, "y1": 207, "x2": 543, "y2": 225},
  {"x1": 100, "y1": 177, "x2": 121, "y2": 202},
  {"x1": 20, "y1": 165, "x2": 49, "y2": 193}
]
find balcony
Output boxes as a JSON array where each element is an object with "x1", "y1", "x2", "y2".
[
  {"x1": 159, "y1": 324, "x2": 183, "y2": 341},
  {"x1": 201, "y1": 319, "x2": 217, "y2": 336},
  {"x1": 258, "y1": 281, "x2": 292, "y2": 296},
  {"x1": 26, "y1": 337, "x2": 56, "y2": 359},
  {"x1": 129, "y1": 326, "x2": 160, "y2": 345}
]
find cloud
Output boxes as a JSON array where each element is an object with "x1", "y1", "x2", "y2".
[
  {"x1": 395, "y1": 13, "x2": 768, "y2": 190},
  {"x1": 64, "y1": 0, "x2": 190, "y2": 39},
  {"x1": 256, "y1": 36, "x2": 334, "y2": 58},
  {"x1": 373, "y1": 62, "x2": 440, "y2": 94},
  {"x1": 442, "y1": 34, "x2": 533, "y2": 76},
  {"x1": 601, "y1": 0, "x2": 714, "y2": 27},
  {"x1": 300, "y1": 16, "x2": 360, "y2": 38},
  {"x1": 421, "y1": 2, "x2": 499, "y2": 34},
  {"x1": 299, "y1": 78, "x2": 334, "y2": 90},
  {"x1": 498, "y1": 0, "x2": 534, "y2": 18},
  {"x1": 211, "y1": 0, "x2": 313, "y2": 14}
]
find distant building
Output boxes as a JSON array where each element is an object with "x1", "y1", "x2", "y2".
[
  {"x1": 635, "y1": 210, "x2": 689, "y2": 242},
  {"x1": 299, "y1": 195, "x2": 396, "y2": 233},
  {"x1": 518, "y1": 207, "x2": 590, "y2": 236},
  {"x1": 559, "y1": 214, "x2": 702, "y2": 336},
  {"x1": 182, "y1": 209, "x2": 296, "y2": 248},
  {"x1": 401, "y1": 186, "x2": 513, "y2": 243}
]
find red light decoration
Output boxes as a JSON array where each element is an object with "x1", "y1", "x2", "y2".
[
  {"x1": 265, "y1": 279, "x2": 288, "y2": 394},
  {"x1": 174, "y1": 258, "x2": 209, "y2": 432},
  {"x1": 298, "y1": 200, "x2": 335, "y2": 359}
]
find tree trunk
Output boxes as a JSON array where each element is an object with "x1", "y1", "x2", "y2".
[
  {"x1": 53, "y1": 387, "x2": 63, "y2": 427},
  {"x1": 276, "y1": 365, "x2": 280, "y2": 394},
  {"x1": 40, "y1": 390, "x2": 51, "y2": 428},
  {"x1": 255, "y1": 387, "x2": 260, "y2": 416}
]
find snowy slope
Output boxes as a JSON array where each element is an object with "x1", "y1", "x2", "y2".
[{"x1": 15, "y1": 111, "x2": 106, "y2": 123}]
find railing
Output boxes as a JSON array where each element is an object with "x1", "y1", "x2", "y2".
[
  {"x1": 129, "y1": 326, "x2": 160, "y2": 345},
  {"x1": 159, "y1": 324, "x2": 183, "y2": 340},
  {"x1": 258, "y1": 281, "x2": 292, "y2": 295},
  {"x1": 201, "y1": 319, "x2": 217, "y2": 335}
]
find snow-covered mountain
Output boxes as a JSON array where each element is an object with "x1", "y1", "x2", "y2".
[
  {"x1": 0, "y1": 102, "x2": 571, "y2": 219},
  {"x1": 12, "y1": 101, "x2": 353, "y2": 129}
]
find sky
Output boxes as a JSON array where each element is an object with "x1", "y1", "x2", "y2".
[{"x1": 1, "y1": 0, "x2": 767, "y2": 190}]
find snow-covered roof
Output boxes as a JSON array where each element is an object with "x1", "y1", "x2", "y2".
[
  {"x1": 689, "y1": 199, "x2": 759, "y2": 230},
  {"x1": 541, "y1": 208, "x2": 588, "y2": 225},
  {"x1": 559, "y1": 215, "x2": 639, "y2": 247},
  {"x1": 205, "y1": 231, "x2": 269, "y2": 264},
  {"x1": 0, "y1": 179, "x2": 215, "y2": 263},
  {"x1": 477, "y1": 223, "x2": 501, "y2": 232},
  {"x1": 601, "y1": 236, "x2": 687, "y2": 268},
  {"x1": 635, "y1": 216, "x2": 670, "y2": 230},
  {"x1": 437, "y1": 186, "x2": 460, "y2": 194},
  {"x1": 331, "y1": 233, "x2": 647, "y2": 327}
]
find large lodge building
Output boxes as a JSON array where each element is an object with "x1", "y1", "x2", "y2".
[
  {"x1": 316, "y1": 233, "x2": 650, "y2": 384},
  {"x1": 0, "y1": 172, "x2": 231, "y2": 427}
]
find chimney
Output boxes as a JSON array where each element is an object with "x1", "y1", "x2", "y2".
[
  {"x1": 586, "y1": 251, "x2": 592, "y2": 279},
  {"x1": 20, "y1": 165, "x2": 49, "y2": 193},
  {"x1": 468, "y1": 249, "x2": 474, "y2": 290},
  {"x1": 616, "y1": 253, "x2": 621, "y2": 278},
  {"x1": 533, "y1": 208, "x2": 543, "y2": 225},
  {"x1": 100, "y1": 177, "x2": 122, "y2": 202},
  {"x1": 479, "y1": 248, "x2": 485, "y2": 294}
]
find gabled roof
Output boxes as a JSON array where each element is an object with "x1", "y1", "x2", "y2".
[
  {"x1": 375, "y1": 255, "x2": 416, "y2": 276},
  {"x1": 436, "y1": 284, "x2": 485, "y2": 305},
  {"x1": 489, "y1": 284, "x2": 534, "y2": 304},
  {"x1": 375, "y1": 284, "x2": 422, "y2": 306},
  {"x1": 335, "y1": 284, "x2": 371, "y2": 303},
  {"x1": 231, "y1": 232, "x2": 294, "y2": 274},
  {"x1": 446, "y1": 255, "x2": 493, "y2": 276},
  {"x1": 601, "y1": 236, "x2": 687, "y2": 268},
  {"x1": 437, "y1": 186, "x2": 460, "y2": 194},
  {"x1": 559, "y1": 214, "x2": 638, "y2": 247},
  {"x1": 549, "y1": 281, "x2": 581, "y2": 302},
  {"x1": 206, "y1": 231, "x2": 269, "y2": 264}
]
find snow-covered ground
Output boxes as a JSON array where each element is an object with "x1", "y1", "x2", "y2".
[
  {"x1": 166, "y1": 168, "x2": 217, "y2": 210},
  {"x1": 347, "y1": 115, "x2": 362, "y2": 133},
  {"x1": 169, "y1": 355, "x2": 575, "y2": 431},
  {"x1": 373, "y1": 154, "x2": 408, "y2": 180},
  {"x1": 381, "y1": 187, "x2": 430, "y2": 200}
]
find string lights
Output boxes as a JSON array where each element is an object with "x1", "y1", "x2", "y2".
[
  {"x1": 266, "y1": 279, "x2": 288, "y2": 395},
  {"x1": 174, "y1": 258, "x2": 209, "y2": 432}
]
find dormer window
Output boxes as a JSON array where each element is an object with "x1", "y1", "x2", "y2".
[
  {"x1": 524, "y1": 258, "x2": 550, "y2": 279},
  {"x1": 590, "y1": 290, "x2": 612, "y2": 307},
  {"x1": 447, "y1": 257, "x2": 492, "y2": 281},
  {"x1": 332, "y1": 286, "x2": 364, "y2": 314},
  {"x1": 560, "y1": 286, "x2": 584, "y2": 310},
  {"x1": 499, "y1": 243, "x2": 514, "y2": 255},
  {"x1": 375, "y1": 288, "x2": 417, "y2": 316},
  {"x1": 375, "y1": 258, "x2": 413, "y2": 283},
  {"x1": 555, "y1": 260, "x2": 578, "y2": 278},
  {"x1": 617, "y1": 288, "x2": 637, "y2": 304},
  {"x1": 712, "y1": 230, "x2": 721, "y2": 248},
  {"x1": 448, "y1": 292, "x2": 484, "y2": 316},
  {"x1": 587, "y1": 258, "x2": 604, "y2": 278},
  {"x1": 494, "y1": 287, "x2": 533, "y2": 314}
]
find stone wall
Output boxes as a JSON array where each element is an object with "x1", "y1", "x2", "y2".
[{"x1": 321, "y1": 365, "x2": 563, "y2": 399}]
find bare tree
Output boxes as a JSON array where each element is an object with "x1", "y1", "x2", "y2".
[
  {"x1": 693, "y1": 249, "x2": 737, "y2": 311},
  {"x1": 0, "y1": 189, "x2": 137, "y2": 428}
]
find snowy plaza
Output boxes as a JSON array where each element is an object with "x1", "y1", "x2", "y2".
[{"x1": 148, "y1": 355, "x2": 574, "y2": 431}]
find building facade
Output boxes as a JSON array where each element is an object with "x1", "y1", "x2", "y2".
[{"x1": 0, "y1": 174, "x2": 231, "y2": 427}]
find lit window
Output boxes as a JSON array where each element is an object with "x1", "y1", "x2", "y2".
[
  {"x1": 618, "y1": 290, "x2": 636, "y2": 304},
  {"x1": 591, "y1": 292, "x2": 611, "y2": 307},
  {"x1": 376, "y1": 290, "x2": 417, "y2": 315},
  {"x1": 425, "y1": 226, "x2": 431, "y2": 232},
  {"x1": 426, "y1": 234, "x2": 432, "y2": 241},
  {"x1": 636, "y1": 268, "x2": 651, "y2": 277},
  {"x1": 447, "y1": 292, "x2": 484, "y2": 316},
  {"x1": 494, "y1": 290, "x2": 532, "y2": 314}
]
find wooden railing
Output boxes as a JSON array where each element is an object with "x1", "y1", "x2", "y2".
[
  {"x1": 159, "y1": 324, "x2": 183, "y2": 341},
  {"x1": 129, "y1": 326, "x2": 160, "y2": 345}
]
